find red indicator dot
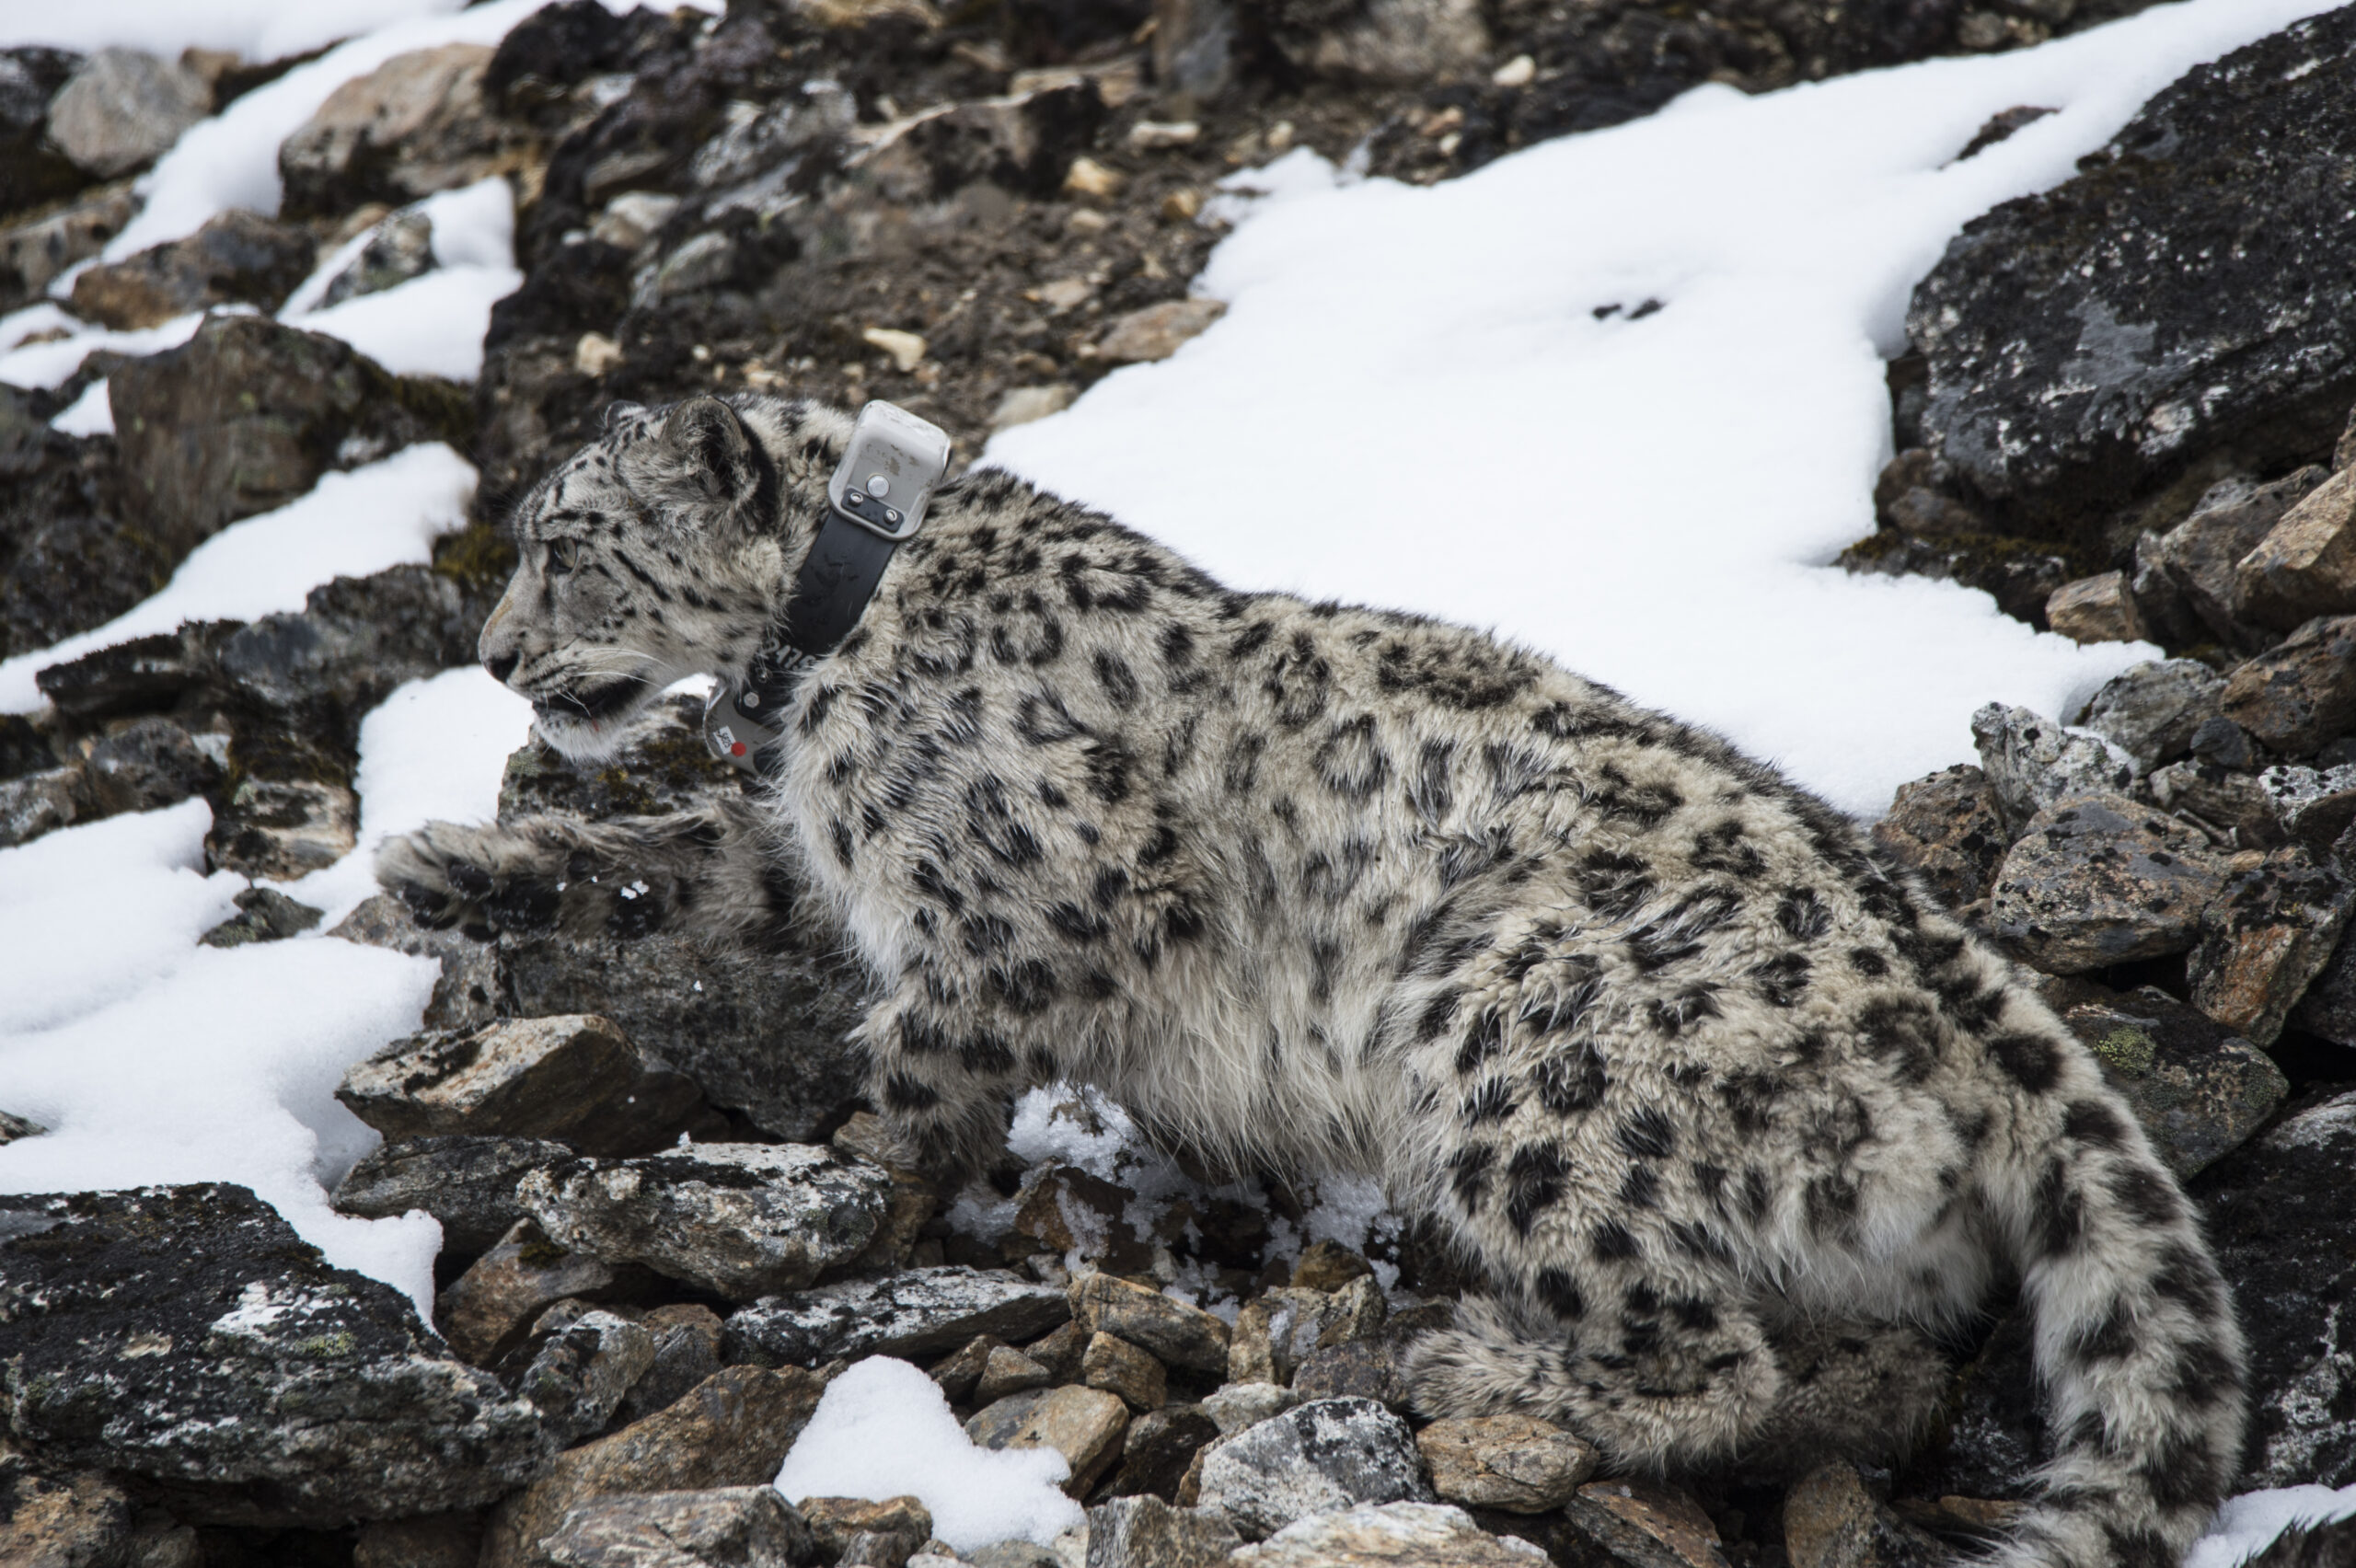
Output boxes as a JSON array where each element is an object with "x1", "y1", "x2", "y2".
[{"x1": 731, "y1": 742, "x2": 747, "y2": 756}]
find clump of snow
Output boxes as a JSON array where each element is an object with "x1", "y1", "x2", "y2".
[
  {"x1": 987, "y1": 0, "x2": 2348, "y2": 817},
  {"x1": 2186, "y1": 1483, "x2": 2356, "y2": 1568},
  {"x1": 282, "y1": 666, "x2": 537, "y2": 928},
  {"x1": 279, "y1": 177, "x2": 522, "y2": 379},
  {"x1": 0, "y1": 666, "x2": 531, "y2": 1322},
  {"x1": 102, "y1": 0, "x2": 562, "y2": 262},
  {"x1": 49, "y1": 378, "x2": 112, "y2": 436},
  {"x1": 12, "y1": 0, "x2": 722, "y2": 61},
  {"x1": 0, "y1": 442, "x2": 476, "y2": 713},
  {"x1": 773, "y1": 1357, "x2": 1083, "y2": 1551},
  {"x1": 0, "y1": 306, "x2": 213, "y2": 391}
]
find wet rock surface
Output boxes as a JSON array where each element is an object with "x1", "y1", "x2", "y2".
[{"x1": 0, "y1": 1183, "x2": 553, "y2": 1527}]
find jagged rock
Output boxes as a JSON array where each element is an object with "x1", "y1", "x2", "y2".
[
  {"x1": 2043, "y1": 571, "x2": 2145, "y2": 645},
  {"x1": 30, "y1": 621, "x2": 232, "y2": 721},
  {"x1": 69, "y1": 209, "x2": 315, "y2": 329},
  {"x1": 1229, "y1": 1503, "x2": 1545, "y2": 1567},
  {"x1": 109, "y1": 315, "x2": 471, "y2": 552},
  {"x1": 206, "y1": 777, "x2": 357, "y2": 880},
  {"x1": 217, "y1": 565, "x2": 478, "y2": 747},
  {"x1": 2078, "y1": 660, "x2": 2225, "y2": 774},
  {"x1": 1202, "y1": 1382, "x2": 1302, "y2": 1436},
  {"x1": 2237, "y1": 465, "x2": 2356, "y2": 630},
  {"x1": 0, "y1": 1450, "x2": 132, "y2": 1568},
  {"x1": 2191, "y1": 715, "x2": 2259, "y2": 772},
  {"x1": 438, "y1": 1217, "x2": 648, "y2": 1366},
  {"x1": 1969, "y1": 704, "x2": 2137, "y2": 836},
  {"x1": 1024, "y1": 1319, "x2": 1090, "y2": 1382},
  {"x1": 1416, "y1": 1415, "x2": 1596, "y2": 1515},
  {"x1": 44, "y1": 48, "x2": 210, "y2": 179},
  {"x1": 976, "y1": 1343, "x2": 1055, "y2": 1404},
  {"x1": 337, "y1": 1014, "x2": 713, "y2": 1155},
  {"x1": 480, "y1": 1366, "x2": 825, "y2": 1568},
  {"x1": 1092, "y1": 300, "x2": 1226, "y2": 365},
  {"x1": 927, "y1": 1333, "x2": 1003, "y2": 1402},
  {"x1": 81, "y1": 715, "x2": 222, "y2": 815},
  {"x1": 0, "y1": 1111, "x2": 46, "y2": 1144},
  {"x1": 500, "y1": 926, "x2": 867, "y2": 1142},
  {"x1": 0, "y1": 179, "x2": 135, "y2": 307},
  {"x1": 965, "y1": 1388, "x2": 1052, "y2": 1449},
  {"x1": 201, "y1": 886, "x2": 324, "y2": 948},
  {"x1": 2058, "y1": 986, "x2": 2286, "y2": 1177},
  {"x1": 321, "y1": 209, "x2": 438, "y2": 307},
  {"x1": 1009, "y1": 1161, "x2": 1148, "y2": 1271},
  {"x1": 1070, "y1": 1273, "x2": 1230, "y2": 1376},
  {"x1": 332, "y1": 1136, "x2": 571, "y2": 1256},
  {"x1": 2193, "y1": 1090, "x2": 2356, "y2": 1490},
  {"x1": 2221, "y1": 615, "x2": 2356, "y2": 757},
  {"x1": 279, "y1": 44, "x2": 532, "y2": 219},
  {"x1": 799, "y1": 1496, "x2": 930, "y2": 1568},
  {"x1": 0, "y1": 47, "x2": 86, "y2": 216},
  {"x1": 614, "y1": 1304, "x2": 725, "y2": 1427},
  {"x1": 1087, "y1": 1496, "x2": 1242, "y2": 1568},
  {"x1": 0, "y1": 767, "x2": 82, "y2": 848},
  {"x1": 2147, "y1": 761, "x2": 2282, "y2": 851},
  {"x1": 517, "y1": 1144, "x2": 893, "y2": 1300},
  {"x1": 548, "y1": 1486, "x2": 816, "y2": 1568},
  {"x1": 1230, "y1": 1280, "x2": 1386, "y2": 1385},
  {"x1": 1783, "y1": 1462, "x2": 1940, "y2": 1568},
  {"x1": 1197, "y1": 1399, "x2": 1434, "y2": 1540},
  {"x1": 1909, "y1": 9, "x2": 2356, "y2": 536},
  {"x1": 2258, "y1": 764, "x2": 2356, "y2": 851},
  {"x1": 1292, "y1": 1333, "x2": 1418, "y2": 1412},
  {"x1": 0, "y1": 1183, "x2": 553, "y2": 1527},
  {"x1": 722, "y1": 1267, "x2": 1068, "y2": 1367},
  {"x1": 1985, "y1": 793, "x2": 2223, "y2": 972},
  {"x1": 972, "y1": 1384, "x2": 1130, "y2": 1497},
  {"x1": 2150, "y1": 471, "x2": 2327, "y2": 647},
  {"x1": 1082, "y1": 1332, "x2": 1167, "y2": 1411},
  {"x1": 2185, "y1": 847, "x2": 2356, "y2": 1046},
  {"x1": 1289, "y1": 1243, "x2": 1374, "y2": 1292},
  {"x1": 332, "y1": 894, "x2": 503, "y2": 1031},
  {"x1": 0, "y1": 403, "x2": 164, "y2": 661},
  {"x1": 511, "y1": 1307, "x2": 658, "y2": 1448},
  {"x1": 1107, "y1": 1404, "x2": 1221, "y2": 1501},
  {"x1": 1555, "y1": 1481, "x2": 1731, "y2": 1568}
]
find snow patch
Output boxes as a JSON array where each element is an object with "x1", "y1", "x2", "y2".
[
  {"x1": 49, "y1": 378, "x2": 113, "y2": 436},
  {"x1": 773, "y1": 1356, "x2": 1083, "y2": 1551},
  {"x1": 2186, "y1": 1484, "x2": 2356, "y2": 1568},
  {"x1": 280, "y1": 177, "x2": 522, "y2": 380}
]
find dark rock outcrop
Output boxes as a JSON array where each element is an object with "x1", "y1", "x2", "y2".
[{"x1": 0, "y1": 1183, "x2": 553, "y2": 1527}]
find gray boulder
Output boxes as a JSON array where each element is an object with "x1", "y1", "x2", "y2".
[
  {"x1": 0, "y1": 47, "x2": 86, "y2": 216},
  {"x1": 1910, "y1": 8, "x2": 2356, "y2": 536},
  {"x1": 2078, "y1": 659, "x2": 2225, "y2": 774},
  {"x1": 2194, "y1": 1090, "x2": 2356, "y2": 1490},
  {"x1": 70, "y1": 208, "x2": 316, "y2": 330},
  {"x1": 331, "y1": 1135, "x2": 572, "y2": 1256},
  {"x1": 518, "y1": 1144, "x2": 893, "y2": 1300},
  {"x1": 45, "y1": 48, "x2": 210, "y2": 179},
  {"x1": 2056, "y1": 986, "x2": 2286, "y2": 1177},
  {"x1": 722, "y1": 1265, "x2": 1068, "y2": 1367},
  {"x1": 1969, "y1": 704, "x2": 2137, "y2": 836},
  {"x1": 508, "y1": 1306, "x2": 657, "y2": 1449},
  {"x1": 0, "y1": 1183, "x2": 554, "y2": 1526},
  {"x1": 1985, "y1": 794, "x2": 2223, "y2": 972},
  {"x1": 1196, "y1": 1398, "x2": 1436, "y2": 1540},
  {"x1": 546, "y1": 1486, "x2": 815, "y2": 1568}
]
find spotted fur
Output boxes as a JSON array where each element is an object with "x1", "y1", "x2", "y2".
[{"x1": 379, "y1": 397, "x2": 2246, "y2": 1567}]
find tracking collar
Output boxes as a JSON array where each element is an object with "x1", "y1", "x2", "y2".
[{"x1": 705, "y1": 400, "x2": 952, "y2": 772}]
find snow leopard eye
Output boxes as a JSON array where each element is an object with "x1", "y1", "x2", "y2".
[{"x1": 547, "y1": 538, "x2": 582, "y2": 574}]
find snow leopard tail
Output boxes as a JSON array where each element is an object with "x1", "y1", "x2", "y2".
[{"x1": 1981, "y1": 1050, "x2": 2246, "y2": 1568}]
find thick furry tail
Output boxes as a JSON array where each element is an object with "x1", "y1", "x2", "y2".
[{"x1": 1984, "y1": 1055, "x2": 2246, "y2": 1568}]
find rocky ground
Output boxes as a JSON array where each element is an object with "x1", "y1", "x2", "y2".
[{"x1": 6, "y1": 1, "x2": 2356, "y2": 1566}]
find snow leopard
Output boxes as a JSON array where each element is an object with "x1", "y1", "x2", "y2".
[{"x1": 379, "y1": 395, "x2": 2245, "y2": 1568}]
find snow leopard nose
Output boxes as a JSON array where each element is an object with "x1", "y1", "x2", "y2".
[{"x1": 483, "y1": 650, "x2": 519, "y2": 685}]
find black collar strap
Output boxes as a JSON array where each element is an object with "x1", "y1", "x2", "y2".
[{"x1": 706, "y1": 401, "x2": 950, "y2": 772}]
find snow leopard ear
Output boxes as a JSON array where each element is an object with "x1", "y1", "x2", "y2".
[
  {"x1": 601, "y1": 400, "x2": 645, "y2": 436},
  {"x1": 636, "y1": 397, "x2": 779, "y2": 535}
]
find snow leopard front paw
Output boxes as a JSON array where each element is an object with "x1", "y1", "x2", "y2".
[{"x1": 374, "y1": 820, "x2": 568, "y2": 939}]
